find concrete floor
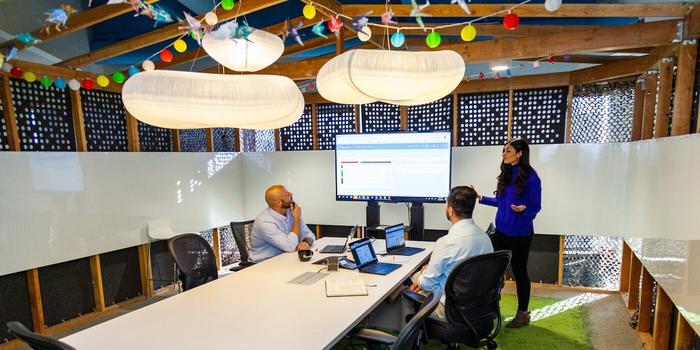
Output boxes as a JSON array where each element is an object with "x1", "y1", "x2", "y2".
[{"x1": 6, "y1": 286, "x2": 643, "y2": 350}]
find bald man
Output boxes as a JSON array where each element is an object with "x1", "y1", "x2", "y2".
[{"x1": 248, "y1": 185, "x2": 316, "y2": 263}]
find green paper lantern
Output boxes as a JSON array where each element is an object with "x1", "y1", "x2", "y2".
[
  {"x1": 221, "y1": 0, "x2": 234, "y2": 11},
  {"x1": 112, "y1": 71, "x2": 126, "y2": 84},
  {"x1": 426, "y1": 31, "x2": 441, "y2": 48},
  {"x1": 40, "y1": 75, "x2": 53, "y2": 88}
]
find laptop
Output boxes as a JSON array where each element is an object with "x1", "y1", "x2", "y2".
[
  {"x1": 385, "y1": 224, "x2": 425, "y2": 256},
  {"x1": 320, "y1": 226, "x2": 358, "y2": 253},
  {"x1": 349, "y1": 238, "x2": 401, "y2": 275}
]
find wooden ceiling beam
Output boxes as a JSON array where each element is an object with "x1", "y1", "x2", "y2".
[
  {"x1": 56, "y1": 0, "x2": 286, "y2": 69},
  {"x1": 398, "y1": 24, "x2": 610, "y2": 38},
  {"x1": 569, "y1": 45, "x2": 677, "y2": 85},
  {"x1": 341, "y1": 3, "x2": 690, "y2": 18},
  {"x1": 5, "y1": 59, "x2": 122, "y2": 92}
]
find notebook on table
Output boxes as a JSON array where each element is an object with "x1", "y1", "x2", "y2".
[{"x1": 325, "y1": 277, "x2": 368, "y2": 297}]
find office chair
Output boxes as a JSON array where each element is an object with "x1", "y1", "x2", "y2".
[
  {"x1": 167, "y1": 233, "x2": 218, "y2": 291},
  {"x1": 423, "y1": 250, "x2": 512, "y2": 350},
  {"x1": 6, "y1": 321, "x2": 77, "y2": 350},
  {"x1": 350, "y1": 291, "x2": 441, "y2": 350},
  {"x1": 229, "y1": 220, "x2": 256, "y2": 272}
]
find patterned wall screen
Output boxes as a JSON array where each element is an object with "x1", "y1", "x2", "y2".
[
  {"x1": 361, "y1": 102, "x2": 399, "y2": 134},
  {"x1": 179, "y1": 128, "x2": 207, "y2": 152},
  {"x1": 240, "y1": 129, "x2": 275, "y2": 152},
  {"x1": 219, "y1": 224, "x2": 241, "y2": 266},
  {"x1": 213, "y1": 128, "x2": 235, "y2": 152},
  {"x1": 38, "y1": 257, "x2": 95, "y2": 327},
  {"x1": 138, "y1": 121, "x2": 172, "y2": 152},
  {"x1": 563, "y1": 235, "x2": 622, "y2": 290},
  {"x1": 99, "y1": 247, "x2": 142, "y2": 306},
  {"x1": 280, "y1": 105, "x2": 313, "y2": 151},
  {"x1": 9, "y1": 78, "x2": 76, "y2": 151},
  {"x1": 457, "y1": 92, "x2": 509, "y2": 146},
  {"x1": 80, "y1": 89, "x2": 128, "y2": 152},
  {"x1": 200, "y1": 228, "x2": 214, "y2": 248},
  {"x1": 512, "y1": 87, "x2": 567, "y2": 144},
  {"x1": 571, "y1": 81, "x2": 635, "y2": 143},
  {"x1": 0, "y1": 76, "x2": 10, "y2": 151},
  {"x1": 692, "y1": 51, "x2": 700, "y2": 133},
  {"x1": 407, "y1": 95, "x2": 453, "y2": 132},
  {"x1": 317, "y1": 103, "x2": 356, "y2": 150},
  {"x1": 150, "y1": 240, "x2": 176, "y2": 290},
  {"x1": 0, "y1": 272, "x2": 32, "y2": 343}
]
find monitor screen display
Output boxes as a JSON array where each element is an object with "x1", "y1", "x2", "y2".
[{"x1": 335, "y1": 132, "x2": 451, "y2": 203}]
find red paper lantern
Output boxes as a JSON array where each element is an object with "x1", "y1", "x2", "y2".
[
  {"x1": 546, "y1": 56, "x2": 554, "y2": 64},
  {"x1": 478, "y1": 72, "x2": 486, "y2": 80},
  {"x1": 503, "y1": 13, "x2": 520, "y2": 30},
  {"x1": 81, "y1": 78, "x2": 94, "y2": 90},
  {"x1": 10, "y1": 67, "x2": 23, "y2": 78},
  {"x1": 160, "y1": 49, "x2": 173, "y2": 63}
]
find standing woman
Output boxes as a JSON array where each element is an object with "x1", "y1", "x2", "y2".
[{"x1": 478, "y1": 138, "x2": 541, "y2": 328}]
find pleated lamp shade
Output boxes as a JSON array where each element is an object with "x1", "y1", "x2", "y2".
[
  {"x1": 316, "y1": 49, "x2": 466, "y2": 106},
  {"x1": 122, "y1": 70, "x2": 304, "y2": 129},
  {"x1": 202, "y1": 25, "x2": 284, "y2": 72}
]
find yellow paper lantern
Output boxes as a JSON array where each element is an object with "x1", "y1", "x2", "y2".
[
  {"x1": 23, "y1": 71, "x2": 36, "y2": 83},
  {"x1": 173, "y1": 39, "x2": 187, "y2": 53},
  {"x1": 460, "y1": 25, "x2": 477, "y2": 42},
  {"x1": 303, "y1": 4, "x2": 316, "y2": 19},
  {"x1": 96, "y1": 75, "x2": 110, "y2": 87}
]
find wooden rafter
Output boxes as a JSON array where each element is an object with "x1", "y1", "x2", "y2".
[
  {"x1": 569, "y1": 45, "x2": 676, "y2": 85},
  {"x1": 8, "y1": 59, "x2": 122, "y2": 92},
  {"x1": 398, "y1": 24, "x2": 610, "y2": 38},
  {"x1": 341, "y1": 3, "x2": 690, "y2": 18},
  {"x1": 56, "y1": 0, "x2": 286, "y2": 69},
  {"x1": 301, "y1": 0, "x2": 383, "y2": 49}
]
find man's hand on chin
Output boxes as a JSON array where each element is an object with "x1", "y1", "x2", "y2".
[{"x1": 296, "y1": 242, "x2": 310, "y2": 251}]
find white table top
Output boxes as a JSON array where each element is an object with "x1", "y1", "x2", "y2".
[
  {"x1": 62, "y1": 238, "x2": 434, "y2": 350},
  {"x1": 626, "y1": 238, "x2": 700, "y2": 335}
]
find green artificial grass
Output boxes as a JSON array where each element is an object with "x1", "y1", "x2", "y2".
[{"x1": 333, "y1": 294, "x2": 592, "y2": 350}]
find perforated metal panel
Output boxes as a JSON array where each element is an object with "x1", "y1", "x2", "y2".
[
  {"x1": 407, "y1": 96, "x2": 453, "y2": 132},
  {"x1": 0, "y1": 76, "x2": 10, "y2": 151},
  {"x1": 281, "y1": 105, "x2": 313, "y2": 151},
  {"x1": 179, "y1": 128, "x2": 207, "y2": 152},
  {"x1": 318, "y1": 103, "x2": 356, "y2": 150},
  {"x1": 239, "y1": 129, "x2": 275, "y2": 152},
  {"x1": 9, "y1": 78, "x2": 76, "y2": 151},
  {"x1": 512, "y1": 87, "x2": 567, "y2": 144},
  {"x1": 99, "y1": 247, "x2": 142, "y2": 306},
  {"x1": 150, "y1": 240, "x2": 176, "y2": 290},
  {"x1": 0, "y1": 272, "x2": 32, "y2": 343},
  {"x1": 138, "y1": 121, "x2": 172, "y2": 152},
  {"x1": 213, "y1": 128, "x2": 235, "y2": 152},
  {"x1": 361, "y1": 102, "x2": 399, "y2": 134},
  {"x1": 219, "y1": 224, "x2": 241, "y2": 266},
  {"x1": 563, "y1": 235, "x2": 622, "y2": 290},
  {"x1": 38, "y1": 257, "x2": 96, "y2": 327},
  {"x1": 457, "y1": 92, "x2": 509, "y2": 146},
  {"x1": 571, "y1": 81, "x2": 634, "y2": 144},
  {"x1": 80, "y1": 89, "x2": 128, "y2": 152},
  {"x1": 692, "y1": 51, "x2": 700, "y2": 133}
]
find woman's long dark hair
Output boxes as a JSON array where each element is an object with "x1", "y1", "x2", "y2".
[{"x1": 496, "y1": 138, "x2": 532, "y2": 197}]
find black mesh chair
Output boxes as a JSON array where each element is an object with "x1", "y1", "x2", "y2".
[
  {"x1": 351, "y1": 291, "x2": 442, "y2": 350},
  {"x1": 167, "y1": 233, "x2": 218, "y2": 291},
  {"x1": 229, "y1": 220, "x2": 256, "y2": 272},
  {"x1": 6, "y1": 321, "x2": 77, "y2": 350},
  {"x1": 424, "y1": 250, "x2": 512, "y2": 350}
]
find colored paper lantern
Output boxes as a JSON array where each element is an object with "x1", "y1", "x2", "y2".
[
  {"x1": 357, "y1": 26, "x2": 372, "y2": 42},
  {"x1": 303, "y1": 4, "x2": 316, "y2": 19},
  {"x1": 23, "y1": 71, "x2": 36, "y2": 83},
  {"x1": 96, "y1": 75, "x2": 110, "y2": 87},
  {"x1": 173, "y1": 39, "x2": 187, "y2": 53},
  {"x1": 68, "y1": 79, "x2": 81, "y2": 91},
  {"x1": 426, "y1": 31, "x2": 441, "y2": 48},
  {"x1": 544, "y1": 0, "x2": 562, "y2": 12},
  {"x1": 546, "y1": 56, "x2": 554, "y2": 64},
  {"x1": 40, "y1": 75, "x2": 52, "y2": 88},
  {"x1": 82, "y1": 78, "x2": 94, "y2": 90},
  {"x1": 203, "y1": 25, "x2": 284, "y2": 72},
  {"x1": 160, "y1": 49, "x2": 173, "y2": 63},
  {"x1": 143, "y1": 60, "x2": 155, "y2": 71},
  {"x1": 503, "y1": 13, "x2": 519, "y2": 30},
  {"x1": 10, "y1": 67, "x2": 22, "y2": 78},
  {"x1": 54, "y1": 77, "x2": 67, "y2": 89},
  {"x1": 1, "y1": 62, "x2": 12, "y2": 73},
  {"x1": 128, "y1": 66, "x2": 140, "y2": 76},
  {"x1": 112, "y1": 71, "x2": 126, "y2": 84},
  {"x1": 390, "y1": 31, "x2": 405, "y2": 48},
  {"x1": 221, "y1": 0, "x2": 234, "y2": 11},
  {"x1": 204, "y1": 12, "x2": 218, "y2": 25},
  {"x1": 460, "y1": 25, "x2": 477, "y2": 42}
]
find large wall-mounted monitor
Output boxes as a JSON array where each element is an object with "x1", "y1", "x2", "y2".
[{"x1": 335, "y1": 132, "x2": 452, "y2": 203}]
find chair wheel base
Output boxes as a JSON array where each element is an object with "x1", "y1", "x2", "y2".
[{"x1": 486, "y1": 340, "x2": 497, "y2": 349}]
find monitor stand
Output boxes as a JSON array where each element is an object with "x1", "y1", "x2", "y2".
[
  {"x1": 409, "y1": 202, "x2": 425, "y2": 241},
  {"x1": 365, "y1": 201, "x2": 380, "y2": 237}
]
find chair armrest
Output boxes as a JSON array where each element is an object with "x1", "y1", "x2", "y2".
[
  {"x1": 229, "y1": 261, "x2": 255, "y2": 272},
  {"x1": 402, "y1": 290, "x2": 427, "y2": 304},
  {"x1": 352, "y1": 328, "x2": 397, "y2": 345}
]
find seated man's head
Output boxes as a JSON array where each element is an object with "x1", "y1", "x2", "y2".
[
  {"x1": 265, "y1": 185, "x2": 294, "y2": 212},
  {"x1": 445, "y1": 186, "x2": 477, "y2": 222}
]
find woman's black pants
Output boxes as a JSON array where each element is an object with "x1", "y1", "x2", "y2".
[{"x1": 491, "y1": 230, "x2": 533, "y2": 312}]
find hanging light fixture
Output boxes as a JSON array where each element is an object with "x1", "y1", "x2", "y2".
[
  {"x1": 316, "y1": 49, "x2": 465, "y2": 106},
  {"x1": 122, "y1": 70, "x2": 304, "y2": 129},
  {"x1": 202, "y1": 22, "x2": 284, "y2": 72}
]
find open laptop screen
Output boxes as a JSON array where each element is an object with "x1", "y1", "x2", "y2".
[
  {"x1": 351, "y1": 239, "x2": 377, "y2": 267},
  {"x1": 385, "y1": 224, "x2": 405, "y2": 250}
]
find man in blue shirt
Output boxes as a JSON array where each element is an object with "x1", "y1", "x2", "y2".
[{"x1": 248, "y1": 185, "x2": 316, "y2": 263}]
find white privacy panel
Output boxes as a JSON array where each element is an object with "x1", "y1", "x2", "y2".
[{"x1": 0, "y1": 152, "x2": 246, "y2": 275}]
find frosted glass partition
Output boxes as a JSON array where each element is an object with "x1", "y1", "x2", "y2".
[{"x1": 0, "y1": 152, "x2": 246, "y2": 275}]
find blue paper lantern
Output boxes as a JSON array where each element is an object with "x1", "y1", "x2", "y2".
[
  {"x1": 390, "y1": 31, "x2": 405, "y2": 48},
  {"x1": 54, "y1": 77, "x2": 67, "y2": 89},
  {"x1": 128, "y1": 66, "x2": 140, "y2": 76}
]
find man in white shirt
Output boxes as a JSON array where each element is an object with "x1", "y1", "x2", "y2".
[
  {"x1": 404, "y1": 186, "x2": 493, "y2": 322},
  {"x1": 248, "y1": 185, "x2": 316, "y2": 263}
]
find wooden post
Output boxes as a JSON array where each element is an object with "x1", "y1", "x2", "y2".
[
  {"x1": 652, "y1": 286, "x2": 673, "y2": 349},
  {"x1": 212, "y1": 227, "x2": 221, "y2": 270},
  {"x1": 557, "y1": 235, "x2": 565, "y2": 286},
  {"x1": 354, "y1": 105, "x2": 361, "y2": 133},
  {"x1": 641, "y1": 70, "x2": 658, "y2": 140},
  {"x1": 70, "y1": 89, "x2": 88, "y2": 151},
  {"x1": 655, "y1": 57, "x2": 674, "y2": 138},
  {"x1": 671, "y1": 40, "x2": 698, "y2": 136},
  {"x1": 673, "y1": 313, "x2": 696, "y2": 350},
  {"x1": 564, "y1": 85, "x2": 574, "y2": 143},
  {"x1": 26, "y1": 269, "x2": 45, "y2": 333},
  {"x1": 0, "y1": 74, "x2": 20, "y2": 151},
  {"x1": 620, "y1": 242, "x2": 632, "y2": 293},
  {"x1": 125, "y1": 112, "x2": 140, "y2": 152},
  {"x1": 274, "y1": 129, "x2": 281, "y2": 151},
  {"x1": 628, "y1": 254, "x2": 642, "y2": 310},
  {"x1": 507, "y1": 89, "x2": 514, "y2": 141},
  {"x1": 638, "y1": 267, "x2": 654, "y2": 333},
  {"x1": 233, "y1": 128, "x2": 241, "y2": 152},
  {"x1": 452, "y1": 93, "x2": 459, "y2": 146},
  {"x1": 336, "y1": 25, "x2": 344, "y2": 55},
  {"x1": 631, "y1": 78, "x2": 645, "y2": 141},
  {"x1": 171, "y1": 129, "x2": 180, "y2": 151},
  {"x1": 315, "y1": 225, "x2": 321, "y2": 239},
  {"x1": 400, "y1": 106, "x2": 408, "y2": 130},
  {"x1": 205, "y1": 128, "x2": 214, "y2": 152},
  {"x1": 137, "y1": 244, "x2": 153, "y2": 298},
  {"x1": 311, "y1": 104, "x2": 318, "y2": 150},
  {"x1": 89, "y1": 255, "x2": 106, "y2": 312}
]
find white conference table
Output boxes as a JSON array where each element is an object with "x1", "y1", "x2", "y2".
[{"x1": 62, "y1": 237, "x2": 434, "y2": 350}]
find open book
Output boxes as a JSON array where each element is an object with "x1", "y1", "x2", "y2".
[{"x1": 325, "y1": 277, "x2": 368, "y2": 297}]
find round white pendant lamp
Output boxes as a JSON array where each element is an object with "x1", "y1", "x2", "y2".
[
  {"x1": 316, "y1": 49, "x2": 466, "y2": 106},
  {"x1": 122, "y1": 70, "x2": 304, "y2": 129},
  {"x1": 202, "y1": 24, "x2": 284, "y2": 72}
]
